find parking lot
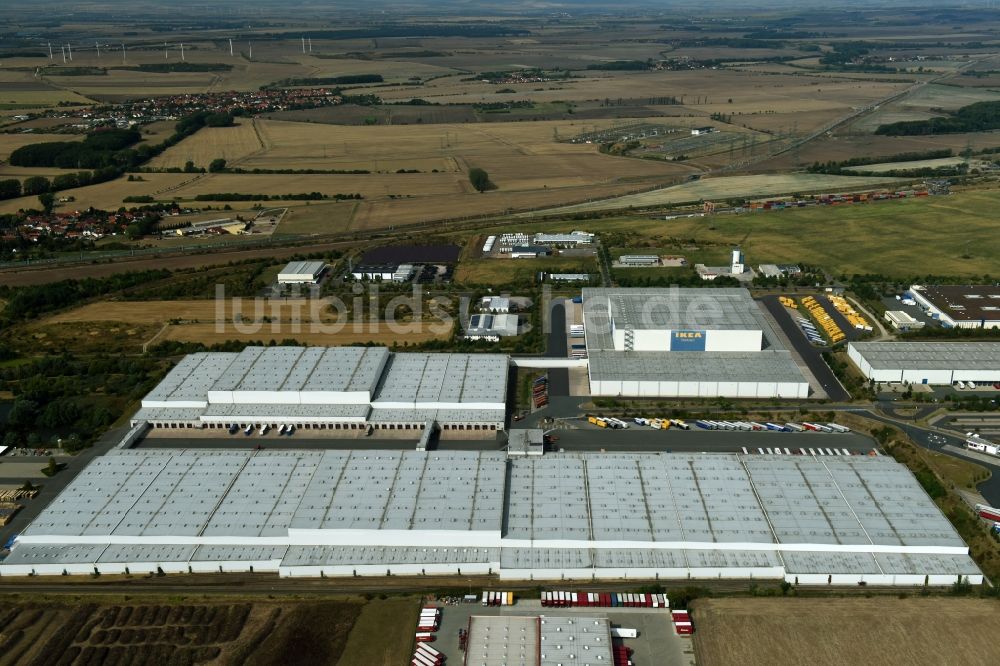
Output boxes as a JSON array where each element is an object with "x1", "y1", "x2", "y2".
[
  {"x1": 430, "y1": 599, "x2": 693, "y2": 666},
  {"x1": 545, "y1": 426, "x2": 877, "y2": 455}
]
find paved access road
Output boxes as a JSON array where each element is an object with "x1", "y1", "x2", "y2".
[
  {"x1": 851, "y1": 409, "x2": 1000, "y2": 506},
  {"x1": 759, "y1": 295, "x2": 849, "y2": 401},
  {"x1": 545, "y1": 299, "x2": 570, "y2": 397}
]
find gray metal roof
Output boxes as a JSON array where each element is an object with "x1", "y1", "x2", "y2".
[
  {"x1": 23, "y1": 449, "x2": 506, "y2": 539},
  {"x1": 466, "y1": 615, "x2": 613, "y2": 666},
  {"x1": 11, "y1": 450, "x2": 978, "y2": 583},
  {"x1": 849, "y1": 342, "x2": 1000, "y2": 371},
  {"x1": 588, "y1": 350, "x2": 807, "y2": 384},
  {"x1": 138, "y1": 346, "x2": 507, "y2": 425},
  {"x1": 373, "y1": 353, "x2": 508, "y2": 404},
  {"x1": 583, "y1": 287, "x2": 764, "y2": 333},
  {"x1": 280, "y1": 545, "x2": 498, "y2": 566},
  {"x1": 279, "y1": 261, "x2": 325, "y2": 277},
  {"x1": 501, "y1": 547, "x2": 782, "y2": 570},
  {"x1": 505, "y1": 453, "x2": 774, "y2": 544},
  {"x1": 208, "y1": 346, "x2": 390, "y2": 394},
  {"x1": 143, "y1": 352, "x2": 236, "y2": 404},
  {"x1": 465, "y1": 313, "x2": 519, "y2": 337},
  {"x1": 744, "y1": 456, "x2": 965, "y2": 548}
]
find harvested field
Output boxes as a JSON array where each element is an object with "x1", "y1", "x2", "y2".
[
  {"x1": 147, "y1": 119, "x2": 264, "y2": 169},
  {"x1": 170, "y1": 172, "x2": 468, "y2": 198},
  {"x1": 0, "y1": 172, "x2": 194, "y2": 213},
  {"x1": 232, "y1": 118, "x2": 696, "y2": 179},
  {"x1": 692, "y1": 598, "x2": 1000, "y2": 666},
  {"x1": 47, "y1": 300, "x2": 318, "y2": 325},
  {"x1": 160, "y1": 322, "x2": 450, "y2": 346},
  {"x1": 351, "y1": 182, "x2": 672, "y2": 229},
  {"x1": 0, "y1": 600, "x2": 363, "y2": 666},
  {"x1": 525, "y1": 173, "x2": 905, "y2": 215}
]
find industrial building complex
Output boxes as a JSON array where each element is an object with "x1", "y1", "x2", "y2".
[
  {"x1": 848, "y1": 341, "x2": 1000, "y2": 386},
  {"x1": 909, "y1": 284, "x2": 1000, "y2": 329},
  {"x1": 582, "y1": 287, "x2": 810, "y2": 398},
  {"x1": 1, "y1": 449, "x2": 980, "y2": 586},
  {"x1": 131, "y1": 346, "x2": 508, "y2": 432}
]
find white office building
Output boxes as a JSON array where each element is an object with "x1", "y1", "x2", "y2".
[{"x1": 582, "y1": 288, "x2": 809, "y2": 398}]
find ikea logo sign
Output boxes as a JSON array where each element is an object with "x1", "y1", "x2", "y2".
[{"x1": 671, "y1": 330, "x2": 707, "y2": 351}]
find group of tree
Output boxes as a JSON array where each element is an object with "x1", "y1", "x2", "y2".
[
  {"x1": 468, "y1": 168, "x2": 493, "y2": 193},
  {"x1": 0, "y1": 269, "x2": 171, "y2": 323},
  {"x1": 192, "y1": 192, "x2": 362, "y2": 201},
  {"x1": 9, "y1": 128, "x2": 142, "y2": 169},
  {"x1": 586, "y1": 60, "x2": 653, "y2": 71},
  {"x1": 272, "y1": 74, "x2": 383, "y2": 87},
  {"x1": 875, "y1": 100, "x2": 1000, "y2": 136},
  {"x1": 0, "y1": 352, "x2": 166, "y2": 453}
]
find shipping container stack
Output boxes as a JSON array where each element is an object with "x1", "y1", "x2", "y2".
[
  {"x1": 671, "y1": 609, "x2": 693, "y2": 635},
  {"x1": 413, "y1": 607, "x2": 441, "y2": 656},
  {"x1": 541, "y1": 591, "x2": 669, "y2": 609},
  {"x1": 532, "y1": 375, "x2": 548, "y2": 409}
]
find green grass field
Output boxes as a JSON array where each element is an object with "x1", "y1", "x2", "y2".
[
  {"x1": 336, "y1": 598, "x2": 419, "y2": 666},
  {"x1": 456, "y1": 256, "x2": 599, "y2": 285},
  {"x1": 570, "y1": 190, "x2": 1000, "y2": 277}
]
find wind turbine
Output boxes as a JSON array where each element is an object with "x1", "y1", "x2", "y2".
[
  {"x1": 96, "y1": 42, "x2": 100, "y2": 58},
  {"x1": 248, "y1": 42, "x2": 252, "y2": 60},
  {"x1": 61, "y1": 45, "x2": 66, "y2": 63},
  {"x1": 301, "y1": 37, "x2": 305, "y2": 54},
  {"x1": 47, "y1": 42, "x2": 53, "y2": 59},
  {"x1": 122, "y1": 43, "x2": 126, "y2": 65},
  {"x1": 308, "y1": 38, "x2": 312, "y2": 53},
  {"x1": 164, "y1": 42, "x2": 168, "y2": 59},
  {"x1": 180, "y1": 43, "x2": 185, "y2": 61},
  {"x1": 67, "y1": 43, "x2": 72, "y2": 61},
  {"x1": 229, "y1": 38, "x2": 234, "y2": 56}
]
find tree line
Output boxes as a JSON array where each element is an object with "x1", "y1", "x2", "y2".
[
  {"x1": 876, "y1": 101, "x2": 1000, "y2": 136},
  {"x1": 191, "y1": 192, "x2": 363, "y2": 201}
]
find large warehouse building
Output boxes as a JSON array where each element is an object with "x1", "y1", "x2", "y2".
[
  {"x1": 1, "y1": 449, "x2": 980, "y2": 586},
  {"x1": 132, "y1": 346, "x2": 508, "y2": 432},
  {"x1": 909, "y1": 284, "x2": 1000, "y2": 329},
  {"x1": 582, "y1": 288, "x2": 809, "y2": 398},
  {"x1": 848, "y1": 341, "x2": 1000, "y2": 385}
]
